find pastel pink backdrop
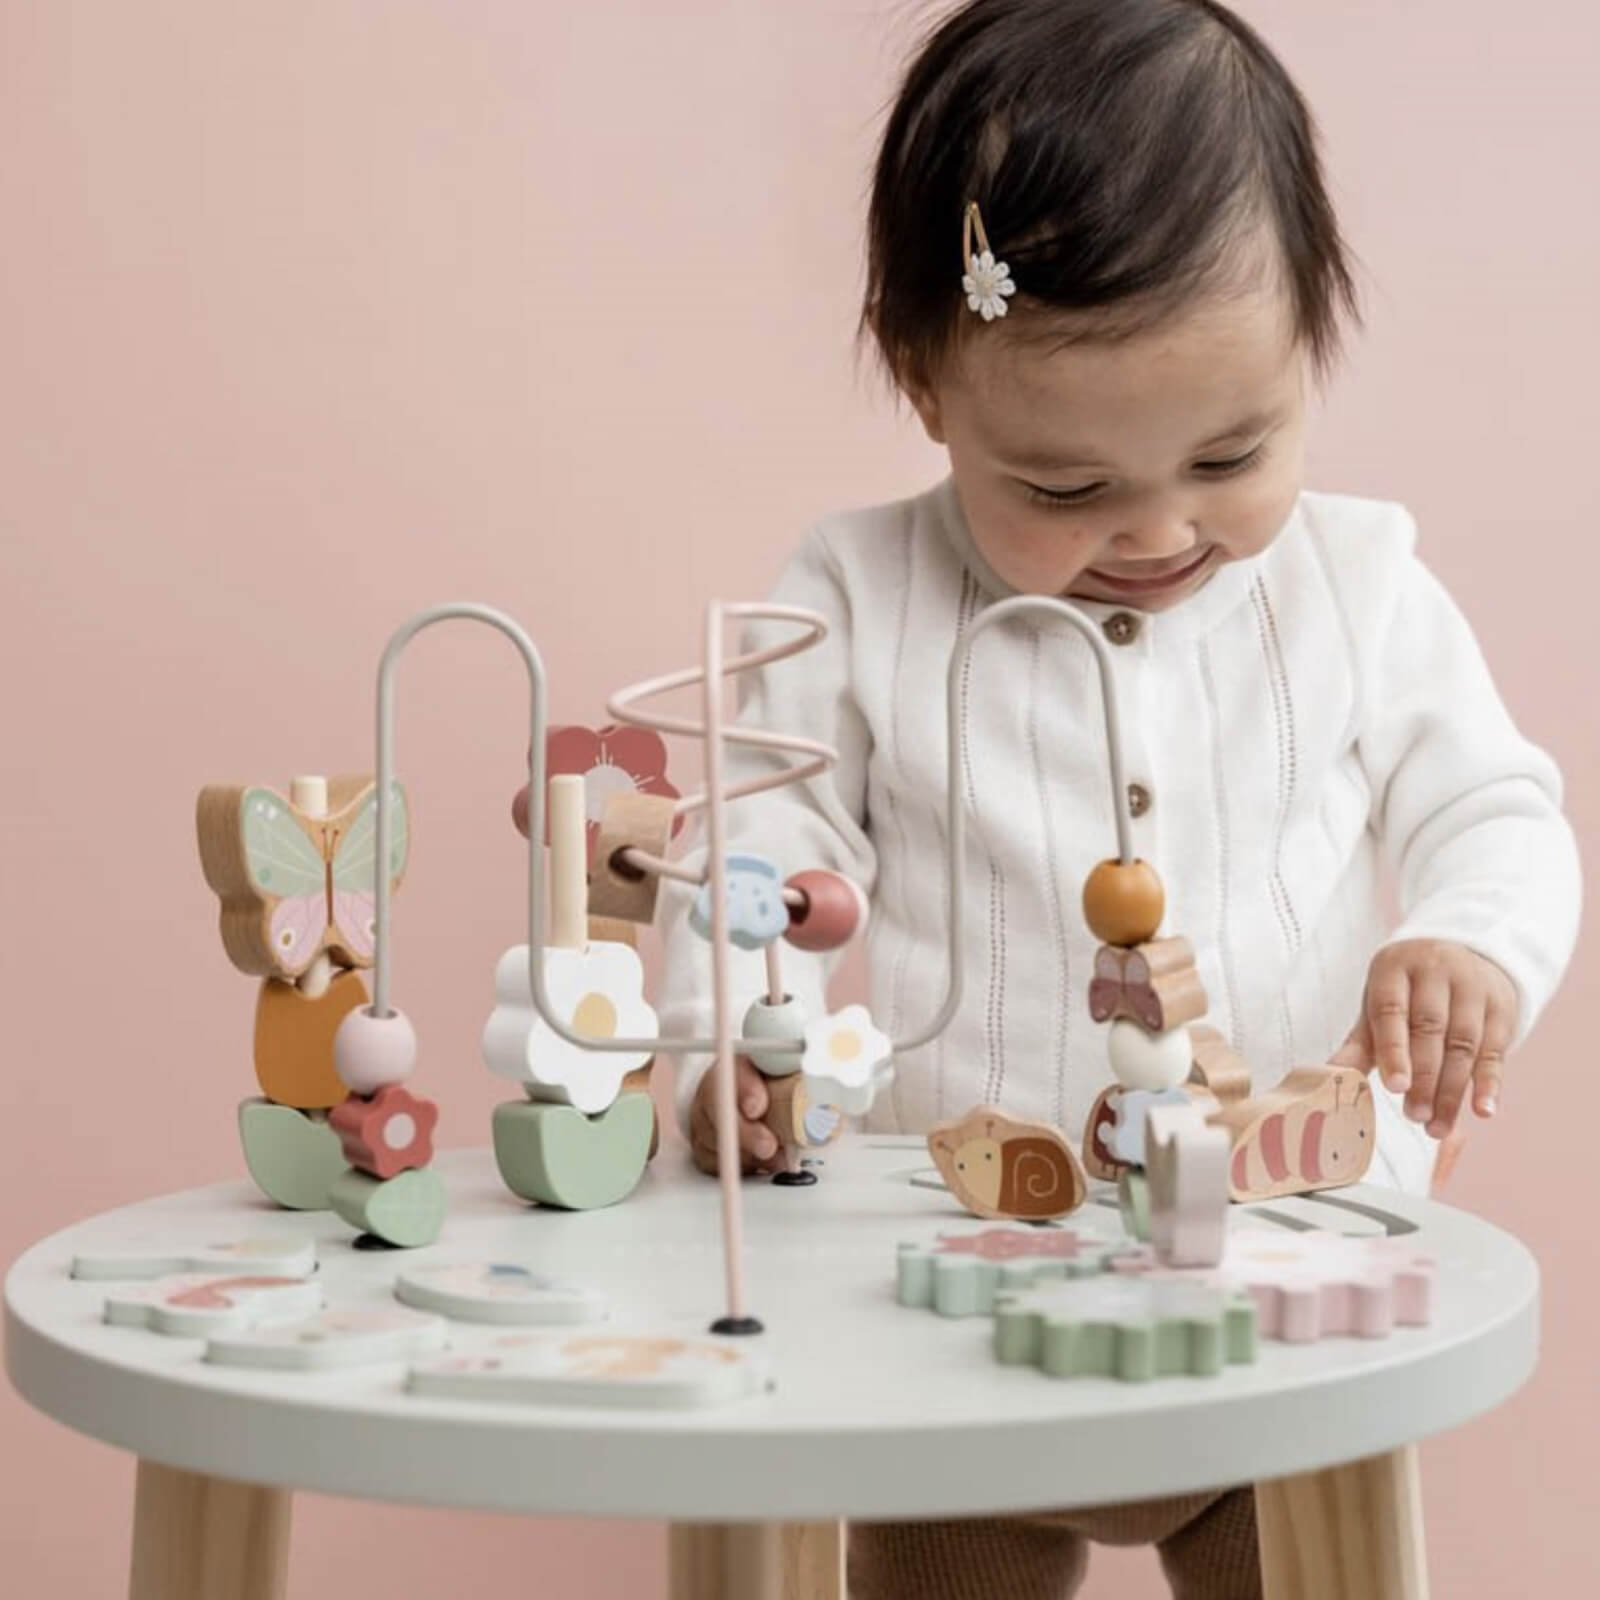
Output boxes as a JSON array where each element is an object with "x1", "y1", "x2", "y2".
[{"x1": 2, "y1": 1, "x2": 1594, "y2": 1593}]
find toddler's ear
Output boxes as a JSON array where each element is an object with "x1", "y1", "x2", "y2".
[{"x1": 907, "y1": 385, "x2": 947, "y2": 445}]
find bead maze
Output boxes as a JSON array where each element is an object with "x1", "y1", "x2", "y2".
[
  {"x1": 155, "y1": 584, "x2": 1391, "y2": 1409},
  {"x1": 194, "y1": 599, "x2": 903, "y2": 1361}
]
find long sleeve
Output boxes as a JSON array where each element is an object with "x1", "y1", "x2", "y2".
[
  {"x1": 1356, "y1": 521, "x2": 1581, "y2": 1044},
  {"x1": 656, "y1": 526, "x2": 878, "y2": 1134}
]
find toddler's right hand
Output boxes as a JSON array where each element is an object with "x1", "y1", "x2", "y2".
[{"x1": 689, "y1": 1057, "x2": 779, "y2": 1176}]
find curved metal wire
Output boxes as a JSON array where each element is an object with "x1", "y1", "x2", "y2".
[{"x1": 892, "y1": 594, "x2": 1134, "y2": 1055}]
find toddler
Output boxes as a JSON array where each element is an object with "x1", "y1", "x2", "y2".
[{"x1": 655, "y1": 2, "x2": 1581, "y2": 1595}]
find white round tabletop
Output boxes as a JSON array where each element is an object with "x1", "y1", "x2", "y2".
[{"x1": 3, "y1": 1138, "x2": 1538, "y2": 1522}]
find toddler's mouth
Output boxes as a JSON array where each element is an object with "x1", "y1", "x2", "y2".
[{"x1": 1081, "y1": 546, "x2": 1215, "y2": 598}]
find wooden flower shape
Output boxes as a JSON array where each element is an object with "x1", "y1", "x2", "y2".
[
  {"x1": 800, "y1": 1004, "x2": 893, "y2": 1116},
  {"x1": 481, "y1": 941, "x2": 657, "y2": 1114},
  {"x1": 542, "y1": 725, "x2": 681, "y2": 861},
  {"x1": 330, "y1": 1084, "x2": 438, "y2": 1180}
]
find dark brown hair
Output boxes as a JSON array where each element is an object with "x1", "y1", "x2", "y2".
[{"x1": 862, "y1": 0, "x2": 1358, "y2": 390}]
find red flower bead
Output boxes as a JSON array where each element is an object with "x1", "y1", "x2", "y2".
[{"x1": 330, "y1": 1084, "x2": 439, "y2": 1180}]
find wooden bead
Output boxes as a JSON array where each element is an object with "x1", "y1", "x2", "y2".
[
  {"x1": 333, "y1": 1006, "x2": 417, "y2": 1096},
  {"x1": 1107, "y1": 1019, "x2": 1193, "y2": 1091},
  {"x1": 329, "y1": 1085, "x2": 439, "y2": 1180},
  {"x1": 782, "y1": 870, "x2": 867, "y2": 952},
  {"x1": 741, "y1": 995, "x2": 809, "y2": 1077},
  {"x1": 1081, "y1": 858, "x2": 1165, "y2": 946}
]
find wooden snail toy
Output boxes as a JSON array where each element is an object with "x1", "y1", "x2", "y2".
[{"x1": 927, "y1": 1110, "x2": 1086, "y2": 1222}]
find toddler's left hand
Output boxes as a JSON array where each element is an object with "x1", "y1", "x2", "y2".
[{"x1": 1331, "y1": 940, "x2": 1518, "y2": 1139}]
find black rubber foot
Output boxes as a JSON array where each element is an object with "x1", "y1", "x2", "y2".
[
  {"x1": 352, "y1": 1233, "x2": 403, "y2": 1251},
  {"x1": 772, "y1": 1168, "x2": 818, "y2": 1187},
  {"x1": 710, "y1": 1315, "x2": 765, "y2": 1337}
]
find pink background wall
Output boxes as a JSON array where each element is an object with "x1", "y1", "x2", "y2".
[{"x1": 2, "y1": 1, "x2": 1594, "y2": 1592}]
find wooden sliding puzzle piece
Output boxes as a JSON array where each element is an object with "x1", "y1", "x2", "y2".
[
  {"x1": 253, "y1": 969, "x2": 364, "y2": 1109},
  {"x1": 1082, "y1": 1086, "x2": 1133, "y2": 1182},
  {"x1": 237, "y1": 1099, "x2": 349, "y2": 1211},
  {"x1": 1111, "y1": 1231, "x2": 1435, "y2": 1343},
  {"x1": 492, "y1": 1094, "x2": 655, "y2": 1211},
  {"x1": 800, "y1": 1005, "x2": 893, "y2": 1116},
  {"x1": 1088, "y1": 939, "x2": 1208, "y2": 1032},
  {"x1": 205, "y1": 1307, "x2": 448, "y2": 1370},
  {"x1": 588, "y1": 790, "x2": 679, "y2": 925},
  {"x1": 896, "y1": 1224, "x2": 1121, "y2": 1317},
  {"x1": 406, "y1": 1330, "x2": 770, "y2": 1409},
  {"x1": 1212, "y1": 1065, "x2": 1375, "y2": 1202},
  {"x1": 993, "y1": 1275, "x2": 1258, "y2": 1382},
  {"x1": 481, "y1": 941, "x2": 657, "y2": 1112},
  {"x1": 928, "y1": 1108, "x2": 1087, "y2": 1222},
  {"x1": 72, "y1": 1237, "x2": 317, "y2": 1282},
  {"x1": 329, "y1": 1084, "x2": 438, "y2": 1180},
  {"x1": 394, "y1": 1262, "x2": 607, "y2": 1326},
  {"x1": 327, "y1": 1167, "x2": 448, "y2": 1248},
  {"x1": 690, "y1": 853, "x2": 789, "y2": 949},
  {"x1": 761, "y1": 1073, "x2": 843, "y2": 1156},
  {"x1": 1187, "y1": 1025, "x2": 1254, "y2": 1105},
  {"x1": 1143, "y1": 1101, "x2": 1230, "y2": 1269},
  {"x1": 196, "y1": 775, "x2": 410, "y2": 980},
  {"x1": 1104, "y1": 1085, "x2": 1193, "y2": 1166},
  {"x1": 105, "y1": 1275, "x2": 324, "y2": 1338}
]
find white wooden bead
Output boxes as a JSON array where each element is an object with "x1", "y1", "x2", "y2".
[
  {"x1": 1107, "y1": 1019, "x2": 1192, "y2": 1092},
  {"x1": 741, "y1": 995, "x2": 809, "y2": 1077},
  {"x1": 334, "y1": 1006, "x2": 418, "y2": 1095}
]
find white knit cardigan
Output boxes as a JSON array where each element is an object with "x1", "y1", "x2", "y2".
[{"x1": 656, "y1": 479, "x2": 1581, "y2": 1194}]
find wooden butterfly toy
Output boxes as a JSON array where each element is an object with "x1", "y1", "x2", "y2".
[{"x1": 196, "y1": 774, "x2": 410, "y2": 979}]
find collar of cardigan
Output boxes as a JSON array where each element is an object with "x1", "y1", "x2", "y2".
[{"x1": 931, "y1": 474, "x2": 1270, "y2": 643}]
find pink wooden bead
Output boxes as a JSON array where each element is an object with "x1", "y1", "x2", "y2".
[
  {"x1": 334, "y1": 1006, "x2": 417, "y2": 1096},
  {"x1": 782, "y1": 870, "x2": 867, "y2": 953}
]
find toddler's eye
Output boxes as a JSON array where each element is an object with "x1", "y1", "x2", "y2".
[
  {"x1": 1022, "y1": 479, "x2": 1106, "y2": 508},
  {"x1": 1192, "y1": 444, "x2": 1266, "y2": 478}
]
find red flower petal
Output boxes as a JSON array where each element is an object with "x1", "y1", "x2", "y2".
[
  {"x1": 546, "y1": 725, "x2": 606, "y2": 780},
  {"x1": 596, "y1": 725, "x2": 670, "y2": 787}
]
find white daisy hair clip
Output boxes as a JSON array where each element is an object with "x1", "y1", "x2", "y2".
[{"x1": 961, "y1": 201, "x2": 1016, "y2": 321}]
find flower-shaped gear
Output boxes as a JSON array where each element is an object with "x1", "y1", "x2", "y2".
[{"x1": 329, "y1": 1083, "x2": 439, "y2": 1180}]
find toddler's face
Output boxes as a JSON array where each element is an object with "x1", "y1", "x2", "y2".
[{"x1": 912, "y1": 269, "x2": 1308, "y2": 611}]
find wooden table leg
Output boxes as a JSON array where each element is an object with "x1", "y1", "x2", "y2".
[
  {"x1": 129, "y1": 1459, "x2": 291, "y2": 1600},
  {"x1": 1255, "y1": 1446, "x2": 1428, "y2": 1600},
  {"x1": 669, "y1": 1521, "x2": 845, "y2": 1600}
]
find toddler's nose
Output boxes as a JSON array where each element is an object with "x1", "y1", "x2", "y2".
[{"x1": 1111, "y1": 514, "x2": 1199, "y2": 561}]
